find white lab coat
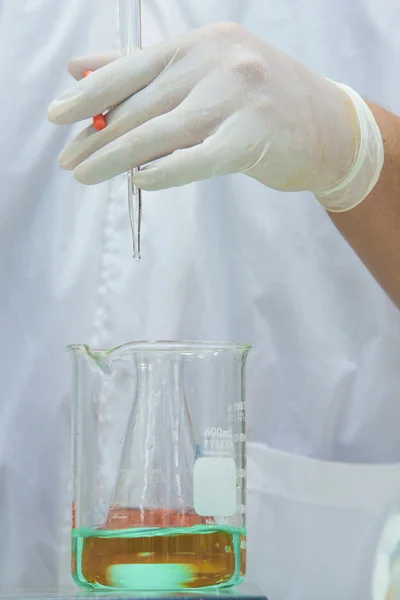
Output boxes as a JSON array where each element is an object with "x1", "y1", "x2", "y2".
[{"x1": 0, "y1": 1, "x2": 399, "y2": 598}]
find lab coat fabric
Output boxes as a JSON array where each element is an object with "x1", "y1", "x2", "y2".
[{"x1": 0, "y1": 1, "x2": 400, "y2": 599}]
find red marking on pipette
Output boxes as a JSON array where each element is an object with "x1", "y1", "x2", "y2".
[{"x1": 83, "y1": 70, "x2": 107, "y2": 131}]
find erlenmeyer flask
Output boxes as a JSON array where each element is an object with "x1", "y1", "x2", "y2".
[{"x1": 107, "y1": 353, "x2": 201, "y2": 529}]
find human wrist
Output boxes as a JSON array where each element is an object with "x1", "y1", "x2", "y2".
[{"x1": 315, "y1": 82, "x2": 384, "y2": 212}]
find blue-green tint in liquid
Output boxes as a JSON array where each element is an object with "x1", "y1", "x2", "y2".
[{"x1": 72, "y1": 524, "x2": 246, "y2": 590}]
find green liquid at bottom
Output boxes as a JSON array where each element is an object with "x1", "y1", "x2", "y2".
[{"x1": 72, "y1": 524, "x2": 246, "y2": 590}]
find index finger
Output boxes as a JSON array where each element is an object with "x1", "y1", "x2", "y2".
[
  {"x1": 68, "y1": 50, "x2": 122, "y2": 80},
  {"x1": 47, "y1": 44, "x2": 172, "y2": 125}
]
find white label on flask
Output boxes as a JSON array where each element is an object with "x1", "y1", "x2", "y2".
[{"x1": 193, "y1": 457, "x2": 237, "y2": 517}]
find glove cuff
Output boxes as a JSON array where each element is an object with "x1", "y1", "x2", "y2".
[{"x1": 315, "y1": 82, "x2": 384, "y2": 213}]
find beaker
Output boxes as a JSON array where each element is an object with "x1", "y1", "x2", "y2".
[{"x1": 68, "y1": 340, "x2": 251, "y2": 591}]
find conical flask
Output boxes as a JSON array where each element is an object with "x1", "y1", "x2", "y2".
[{"x1": 107, "y1": 352, "x2": 201, "y2": 529}]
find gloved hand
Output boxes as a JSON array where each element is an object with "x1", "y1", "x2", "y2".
[{"x1": 48, "y1": 22, "x2": 383, "y2": 212}]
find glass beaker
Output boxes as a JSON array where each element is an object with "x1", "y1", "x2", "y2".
[{"x1": 68, "y1": 340, "x2": 251, "y2": 591}]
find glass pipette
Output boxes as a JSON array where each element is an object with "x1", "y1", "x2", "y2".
[{"x1": 119, "y1": 0, "x2": 142, "y2": 260}]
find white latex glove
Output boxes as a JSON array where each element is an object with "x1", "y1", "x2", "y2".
[{"x1": 48, "y1": 23, "x2": 384, "y2": 212}]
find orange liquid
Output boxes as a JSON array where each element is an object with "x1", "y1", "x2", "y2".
[{"x1": 72, "y1": 508, "x2": 246, "y2": 590}]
